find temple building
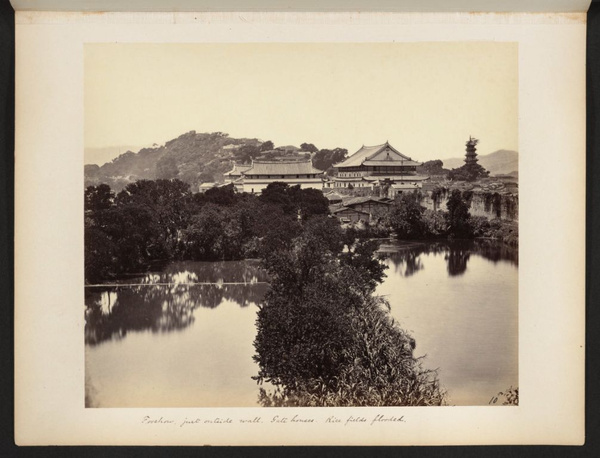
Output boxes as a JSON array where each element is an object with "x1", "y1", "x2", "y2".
[
  {"x1": 223, "y1": 162, "x2": 253, "y2": 192},
  {"x1": 332, "y1": 142, "x2": 429, "y2": 194},
  {"x1": 232, "y1": 159, "x2": 324, "y2": 194}
]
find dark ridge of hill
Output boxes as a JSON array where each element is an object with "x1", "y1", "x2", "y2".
[
  {"x1": 84, "y1": 131, "x2": 305, "y2": 192},
  {"x1": 442, "y1": 149, "x2": 518, "y2": 175}
]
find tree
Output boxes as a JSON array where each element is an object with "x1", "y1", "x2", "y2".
[
  {"x1": 95, "y1": 203, "x2": 163, "y2": 272},
  {"x1": 417, "y1": 159, "x2": 448, "y2": 176},
  {"x1": 202, "y1": 184, "x2": 238, "y2": 206},
  {"x1": 116, "y1": 179, "x2": 192, "y2": 255},
  {"x1": 259, "y1": 182, "x2": 296, "y2": 214},
  {"x1": 312, "y1": 148, "x2": 348, "y2": 171},
  {"x1": 254, "y1": 222, "x2": 445, "y2": 407},
  {"x1": 85, "y1": 184, "x2": 114, "y2": 213},
  {"x1": 260, "y1": 140, "x2": 275, "y2": 152},
  {"x1": 84, "y1": 225, "x2": 117, "y2": 283},
  {"x1": 297, "y1": 188, "x2": 329, "y2": 220},
  {"x1": 235, "y1": 144, "x2": 261, "y2": 163},
  {"x1": 445, "y1": 189, "x2": 472, "y2": 238},
  {"x1": 448, "y1": 163, "x2": 489, "y2": 182},
  {"x1": 388, "y1": 192, "x2": 425, "y2": 239},
  {"x1": 300, "y1": 142, "x2": 318, "y2": 153},
  {"x1": 181, "y1": 204, "x2": 225, "y2": 260}
]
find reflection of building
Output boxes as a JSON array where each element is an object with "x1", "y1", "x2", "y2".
[
  {"x1": 332, "y1": 142, "x2": 429, "y2": 194},
  {"x1": 331, "y1": 196, "x2": 392, "y2": 224},
  {"x1": 235, "y1": 159, "x2": 324, "y2": 194}
]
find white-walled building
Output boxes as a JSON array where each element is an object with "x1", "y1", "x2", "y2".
[{"x1": 239, "y1": 159, "x2": 324, "y2": 194}]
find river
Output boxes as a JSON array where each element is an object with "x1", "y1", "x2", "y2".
[{"x1": 85, "y1": 239, "x2": 518, "y2": 407}]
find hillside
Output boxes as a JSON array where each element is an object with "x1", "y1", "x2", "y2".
[
  {"x1": 85, "y1": 145, "x2": 147, "y2": 167},
  {"x1": 84, "y1": 131, "x2": 310, "y2": 192},
  {"x1": 442, "y1": 149, "x2": 518, "y2": 175}
]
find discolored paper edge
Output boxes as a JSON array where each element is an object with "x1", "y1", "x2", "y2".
[{"x1": 14, "y1": 11, "x2": 586, "y2": 446}]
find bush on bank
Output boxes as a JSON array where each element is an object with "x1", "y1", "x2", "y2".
[{"x1": 253, "y1": 217, "x2": 446, "y2": 407}]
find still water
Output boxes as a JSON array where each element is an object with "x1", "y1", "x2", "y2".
[{"x1": 85, "y1": 240, "x2": 518, "y2": 407}]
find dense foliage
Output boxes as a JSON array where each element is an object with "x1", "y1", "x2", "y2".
[
  {"x1": 416, "y1": 159, "x2": 449, "y2": 176},
  {"x1": 253, "y1": 218, "x2": 446, "y2": 406},
  {"x1": 387, "y1": 193, "x2": 425, "y2": 239},
  {"x1": 447, "y1": 162, "x2": 490, "y2": 182},
  {"x1": 84, "y1": 180, "x2": 329, "y2": 283},
  {"x1": 312, "y1": 147, "x2": 349, "y2": 173},
  {"x1": 382, "y1": 190, "x2": 512, "y2": 241}
]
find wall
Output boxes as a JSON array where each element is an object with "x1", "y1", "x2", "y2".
[{"x1": 421, "y1": 189, "x2": 519, "y2": 221}]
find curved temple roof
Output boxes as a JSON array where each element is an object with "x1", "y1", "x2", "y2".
[
  {"x1": 335, "y1": 142, "x2": 419, "y2": 168},
  {"x1": 244, "y1": 159, "x2": 324, "y2": 176}
]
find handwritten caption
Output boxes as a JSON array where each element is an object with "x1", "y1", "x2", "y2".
[{"x1": 141, "y1": 414, "x2": 405, "y2": 428}]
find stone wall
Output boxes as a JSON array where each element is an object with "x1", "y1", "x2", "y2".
[{"x1": 421, "y1": 188, "x2": 518, "y2": 221}]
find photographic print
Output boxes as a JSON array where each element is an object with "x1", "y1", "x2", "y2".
[{"x1": 83, "y1": 42, "x2": 518, "y2": 409}]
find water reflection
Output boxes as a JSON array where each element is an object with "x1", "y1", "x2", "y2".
[
  {"x1": 85, "y1": 260, "x2": 269, "y2": 346},
  {"x1": 379, "y1": 239, "x2": 518, "y2": 278},
  {"x1": 376, "y1": 239, "x2": 518, "y2": 406}
]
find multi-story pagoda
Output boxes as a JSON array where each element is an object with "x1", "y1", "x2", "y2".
[
  {"x1": 332, "y1": 141, "x2": 429, "y2": 193},
  {"x1": 464, "y1": 136, "x2": 479, "y2": 165}
]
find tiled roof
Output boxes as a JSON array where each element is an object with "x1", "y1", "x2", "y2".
[
  {"x1": 332, "y1": 206, "x2": 371, "y2": 215},
  {"x1": 362, "y1": 160, "x2": 421, "y2": 167},
  {"x1": 224, "y1": 162, "x2": 253, "y2": 176},
  {"x1": 244, "y1": 160, "x2": 324, "y2": 176},
  {"x1": 362, "y1": 175, "x2": 430, "y2": 182},
  {"x1": 341, "y1": 196, "x2": 392, "y2": 207},
  {"x1": 324, "y1": 191, "x2": 344, "y2": 201},
  {"x1": 335, "y1": 142, "x2": 415, "y2": 168}
]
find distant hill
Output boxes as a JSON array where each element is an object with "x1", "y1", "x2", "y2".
[
  {"x1": 441, "y1": 149, "x2": 518, "y2": 175},
  {"x1": 85, "y1": 145, "x2": 147, "y2": 167},
  {"x1": 84, "y1": 131, "x2": 307, "y2": 192}
]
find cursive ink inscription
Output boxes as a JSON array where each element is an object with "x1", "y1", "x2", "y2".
[
  {"x1": 203, "y1": 417, "x2": 233, "y2": 424},
  {"x1": 141, "y1": 416, "x2": 175, "y2": 425},
  {"x1": 140, "y1": 413, "x2": 405, "y2": 428},
  {"x1": 345, "y1": 416, "x2": 367, "y2": 426},
  {"x1": 239, "y1": 416, "x2": 263, "y2": 424},
  {"x1": 271, "y1": 415, "x2": 315, "y2": 424},
  {"x1": 180, "y1": 418, "x2": 202, "y2": 427},
  {"x1": 370, "y1": 414, "x2": 405, "y2": 425}
]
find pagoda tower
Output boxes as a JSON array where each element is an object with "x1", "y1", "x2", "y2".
[{"x1": 464, "y1": 136, "x2": 479, "y2": 165}]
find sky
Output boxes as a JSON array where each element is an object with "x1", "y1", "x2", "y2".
[{"x1": 84, "y1": 42, "x2": 517, "y2": 165}]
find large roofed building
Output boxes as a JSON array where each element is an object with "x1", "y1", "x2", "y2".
[
  {"x1": 332, "y1": 142, "x2": 429, "y2": 194},
  {"x1": 223, "y1": 162, "x2": 253, "y2": 192},
  {"x1": 238, "y1": 159, "x2": 325, "y2": 194}
]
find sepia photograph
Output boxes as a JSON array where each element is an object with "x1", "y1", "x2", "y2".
[{"x1": 83, "y1": 42, "x2": 519, "y2": 409}]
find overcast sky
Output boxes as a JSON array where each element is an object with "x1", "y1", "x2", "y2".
[{"x1": 85, "y1": 42, "x2": 517, "y2": 164}]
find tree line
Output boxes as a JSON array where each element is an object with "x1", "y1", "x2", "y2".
[
  {"x1": 384, "y1": 190, "x2": 518, "y2": 246},
  {"x1": 84, "y1": 180, "x2": 329, "y2": 284}
]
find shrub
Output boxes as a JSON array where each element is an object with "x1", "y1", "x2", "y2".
[
  {"x1": 253, "y1": 223, "x2": 446, "y2": 407},
  {"x1": 422, "y1": 209, "x2": 448, "y2": 237},
  {"x1": 446, "y1": 190, "x2": 472, "y2": 238}
]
